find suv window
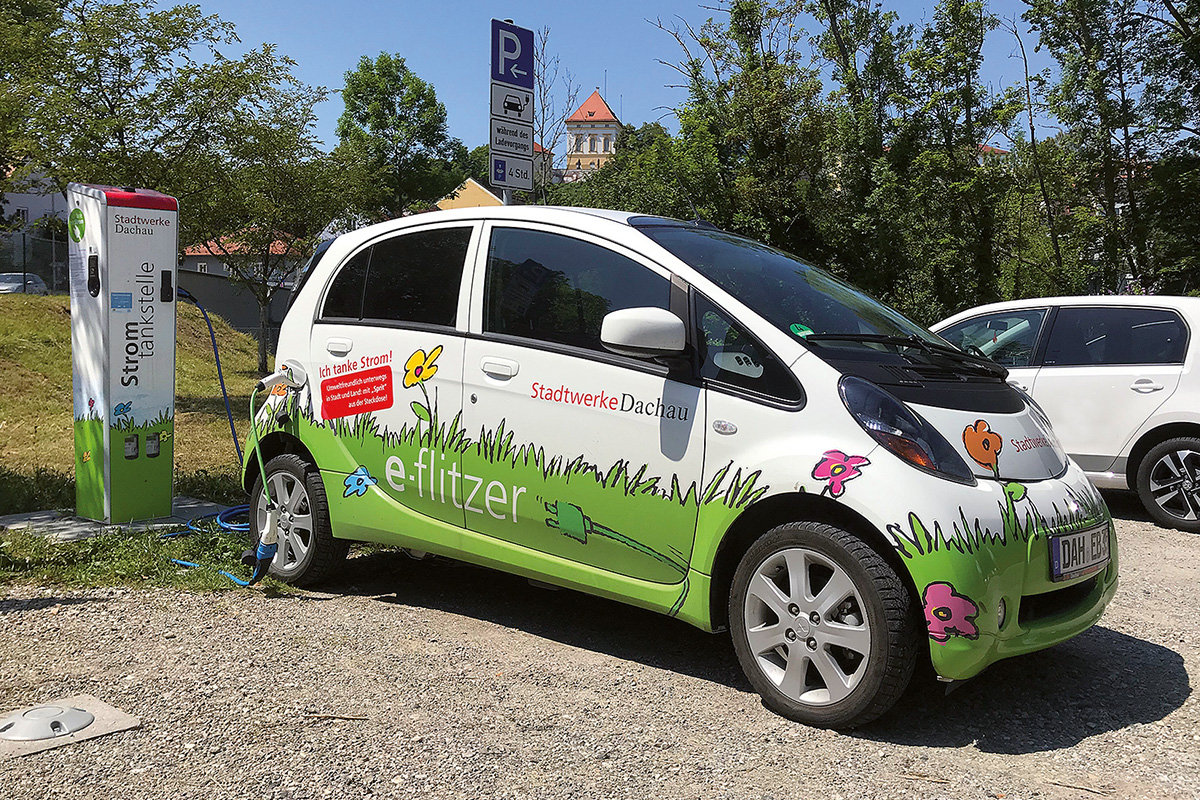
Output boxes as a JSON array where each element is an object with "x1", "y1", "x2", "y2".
[
  {"x1": 938, "y1": 308, "x2": 1048, "y2": 367},
  {"x1": 1044, "y1": 306, "x2": 1188, "y2": 366},
  {"x1": 696, "y1": 294, "x2": 803, "y2": 402},
  {"x1": 320, "y1": 227, "x2": 472, "y2": 324},
  {"x1": 484, "y1": 227, "x2": 670, "y2": 352}
]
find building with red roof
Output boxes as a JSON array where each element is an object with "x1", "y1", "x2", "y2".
[{"x1": 561, "y1": 90, "x2": 620, "y2": 179}]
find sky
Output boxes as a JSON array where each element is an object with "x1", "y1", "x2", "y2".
[{"x1": 197, "y1": 0, "x2": 1054, "y2": 152}]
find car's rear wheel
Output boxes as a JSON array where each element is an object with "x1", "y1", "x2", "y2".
[
  {"x1": 729, "y1": 521, "x2": 920, "y2": 728},
  {"x1": 252, "y1": 454, "x2": 348, "y2": 585},
  {"x1": 1136, "y1": 437, "x2": 1200, "y2": 534}
]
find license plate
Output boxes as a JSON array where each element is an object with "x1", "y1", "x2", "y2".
[{"x1": 1049, "y1": 525, "x2": 1110, "y2": 582}]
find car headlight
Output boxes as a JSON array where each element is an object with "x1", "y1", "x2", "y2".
[{"x1": 839, "y1": 375, "x2": 976, "y2": 485}]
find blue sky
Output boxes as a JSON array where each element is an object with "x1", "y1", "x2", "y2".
[{"x1": 198, "y1": 0, "x2": 1052, "y2": 152}]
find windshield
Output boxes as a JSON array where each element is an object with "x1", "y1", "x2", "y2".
[{"x1": 637, "y1": 225, "x2": 942, "y2": 346}]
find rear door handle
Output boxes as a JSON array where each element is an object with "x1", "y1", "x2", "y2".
[
  {"x1": 326, "y1": 337, "x2": 353, "y2": 357},
  {"x1": 1130, "y1": 378, "x2": 1163, "y2": 393},
  {"x1": 1007, "y1": 379, "x2": 1028, "y2": 392},
  {"x1": 481, "y1": 357, "x2": 519, "y2": 380}
]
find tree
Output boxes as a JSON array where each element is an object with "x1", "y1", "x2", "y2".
[
  {"x1": 532, "y1": 26, "x2": 580, "y2": 171},
  {"x1": 0, "y1": 0, "x2": 64, "y2": 207},
  {"x1": 17, "y1": 0, "x2": 300, "y2": 222},
  {"x1": 336, "y1": 52, "x2": 466, "y2": 220},
  {"x1": 189, "y1": 87, "x2": 363, "y2": 372}
]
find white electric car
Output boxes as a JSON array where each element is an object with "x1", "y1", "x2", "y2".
[{"x1": 248, "y1": 207, "x2": 1117, "y2": 727}]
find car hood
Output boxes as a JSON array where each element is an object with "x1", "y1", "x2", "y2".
[{"x1": 913, "y1": 401, "x2": 1069, "y2": 481}]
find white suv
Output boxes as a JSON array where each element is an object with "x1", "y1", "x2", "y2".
[{"x1": 934, "y1": 296, "x2": 1200, "y2": 532}]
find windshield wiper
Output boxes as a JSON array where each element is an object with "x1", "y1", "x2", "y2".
[{"x1": 804, "y1": 333, "x2": 1008, "y2": 378}]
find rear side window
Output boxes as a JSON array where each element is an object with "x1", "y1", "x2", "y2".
[
  {"x1": 484, "y1": 227, "x2": 670, "y2": 352},
  {"x1": 321, "y1": 249, "x2": 370, "y2": 319},
  {"x1": 937, "y1": 308, "x2": 1048, "y2": 367},
  {"x1": 696, "y1": 294, "x2": 803, "y2": 403},
  {"x1": 1044, "y1": 306, "x2": 1188, "y2": 366},
  {"x1": 320, "y1": 227, "x2": 472, "y2": 325}
]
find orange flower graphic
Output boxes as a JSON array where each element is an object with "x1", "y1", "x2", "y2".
[
  {"x1": 963, "y1": 420, "x2": 1003, "y2": 475},
  {"x1": 403, "y1": 346, "x2": 442, "y2": 388}
]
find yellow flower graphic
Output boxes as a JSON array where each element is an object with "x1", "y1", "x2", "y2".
[{"x1": 404, "y1": 346, "x2": 442, "y2": 388}]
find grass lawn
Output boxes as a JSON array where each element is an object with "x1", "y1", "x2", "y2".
[{"x1": 0, "y1": 293, "x2": 265, "y2": 516}]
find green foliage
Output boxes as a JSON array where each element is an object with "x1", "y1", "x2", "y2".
[
  {"x1": 13, "y1": 2, "x2": 297, "y2": 198},
  {"x1": 336, "y1": 52, "x2": 467, "y2": 219},
  {"x1": 548, "y1": 0, "x2": 1198, "y2": 321}
]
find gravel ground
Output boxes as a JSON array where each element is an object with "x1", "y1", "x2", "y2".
[{"x1": 2, "y1": 491, "x2": 1196, "y2": 800}]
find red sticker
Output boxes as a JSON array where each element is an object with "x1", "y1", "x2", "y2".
[{"x1": 321, "y1": 366, "x2": 394, "y2": 420}]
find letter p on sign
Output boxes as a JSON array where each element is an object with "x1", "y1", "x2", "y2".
[{"x1": 491, "y1": 19, "x2": 534, "y2": 90}]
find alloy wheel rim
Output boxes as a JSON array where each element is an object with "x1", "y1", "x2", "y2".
[
  {"x1": 743, "y1": 547, "x2": 872, "y2": 706},
  {"x1": 1148, "y1": 448, "x2": 1200, "y2": 522},
  {"x1": 256, "y1": 472, "x2": 314, "y2": 574}
]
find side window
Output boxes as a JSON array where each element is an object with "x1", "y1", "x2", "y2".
[
  {"x1": 321, "y1": 248, "x2": 370, "y2": 319},
  {"x1": 484, "y1": 227, "x2": 670, "y2": 352},
  {"x1": 362, "y1": 227, "x2": 472, "y2": 325},
  {"x1": 1044, "y1": 306, "x2": 1188, "y2": 366},
  {"x1": 696, "y1": 294, "x2": 803, "y2": 403},
  {"x1": 938, "y1": 308, "x2": 1047, "y2": 367}
]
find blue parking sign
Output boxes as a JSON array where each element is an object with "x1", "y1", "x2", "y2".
[
  {"x1": 493, "y1": 158, "x2": 507, "y2": 183},
  {"x1": 491, "y1": 19, "x2": 534, "y2": 90}
]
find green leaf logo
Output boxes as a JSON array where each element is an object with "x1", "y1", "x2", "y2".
[{"x1": 69, "y1": 208, "x2": 86, "y2": 242}]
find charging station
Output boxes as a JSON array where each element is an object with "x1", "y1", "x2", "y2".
[{"x1": 67, "y1": 183, "x2": 178, "y2": 523}]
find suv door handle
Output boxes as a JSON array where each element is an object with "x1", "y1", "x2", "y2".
[
  {"x1": 1006, "y1": 379, "x2": 1028, "y2": 392},
  {"x1": 481, "y1": 357, "x2": 519, "y2": 380},
  {"x1": 326, "y1": 337, "x2": 353, "y2": 357},
  {"x1": 1130, "y1": 378, "x2": 1163, "y2": 393}
]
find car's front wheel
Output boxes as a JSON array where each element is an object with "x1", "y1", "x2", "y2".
[
  {"x1": 251, "y1": 454, "x2": 348, "y2": 585},
  {"x1": 729, "y1": 521, "x2": 920, "y2": 728},
  {"x1": 1136, "y1": 437, "x2": 1200, "y2": 534}
]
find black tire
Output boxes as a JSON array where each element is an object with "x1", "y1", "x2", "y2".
[
  {"x1": 729, "y1": 521, "x2": 920, "y2": 728},
  {"x1": 251, "y1": 453, "x2": 348, "y2": 585},
  {"x1": 1136, "y1": 437, "x2": 1200, "y2": 534}
]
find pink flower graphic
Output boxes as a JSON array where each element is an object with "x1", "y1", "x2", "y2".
[
  {"x1": 811, "y1": 449, "x2": 870, "y2": 498},
  {"x1": 922, "y1": 582, "x2": 980, "y2": 643}
]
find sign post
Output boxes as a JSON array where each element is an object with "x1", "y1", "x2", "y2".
[{"x1": 489, "y1": 18, "x2": 536, "y2": 198}]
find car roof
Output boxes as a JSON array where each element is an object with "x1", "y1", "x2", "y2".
[
  {"x1": 329, "y1": 206, "x2": 669, "y2": 249},
  {"x1": 933, "y1": 295, "x2": 1200, "y2": 330}
]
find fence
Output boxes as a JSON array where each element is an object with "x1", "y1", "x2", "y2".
[{"x1": 0, "y1": 230, "x2": 68, "y2": 292}]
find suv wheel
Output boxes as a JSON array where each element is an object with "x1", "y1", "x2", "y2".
[
  {"x1": 729, "y1": 521, "x2": 920, "y2": 728},
  {"x1": 1136, "y1": 437, "x2": 1200, "y2": 534},
  {"x1": 252, "y1": 454, "x2": 348, "y2": 585}
]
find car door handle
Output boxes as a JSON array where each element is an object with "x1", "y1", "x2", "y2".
[
  {"x1": 1006, "y1": 379, "x2": 1028, "y2": 392},
  {"x1": 1130, "y1": 378, "x2": 1163, "y2": 393},
  {"x1": 481, "y1": 357, "x2": 519, "y2": 380},
  {"x1": 326, "y1": 337, "x2": 353, "y2": 357}
]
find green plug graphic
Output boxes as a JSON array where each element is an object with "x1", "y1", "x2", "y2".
[{"x1": 543, "y1": 499, "x2": 686, "y2": 576}]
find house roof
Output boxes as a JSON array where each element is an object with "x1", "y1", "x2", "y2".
[
  {"x1": 566, "y1": 90, "x2": 619, "y2": 124},
  {"x1": 533, "y1": 142, "x2": 550, "y2": 154},
  {"x1": 436, "y1": 178, "x2": 502, "y2": 211},
  {"x1": 185, "y1": 237, "x2": 301, "y2": 258}
]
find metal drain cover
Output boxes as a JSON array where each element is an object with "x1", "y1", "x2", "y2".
[{"x1": 0, "y1": 705, "x2": 95, "y2": 741}]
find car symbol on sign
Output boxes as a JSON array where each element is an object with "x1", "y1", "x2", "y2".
[{"x1": 503, "y1": 94, "x2": 525, "y2": 115}]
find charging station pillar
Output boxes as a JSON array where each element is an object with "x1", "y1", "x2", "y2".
[{"x1": 67, "y1": 183, "x2": 178, "y2": 523}]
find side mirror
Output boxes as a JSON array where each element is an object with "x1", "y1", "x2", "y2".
[{"x1": 601, "y1": 307, "x2": 687, "y2": 359}]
